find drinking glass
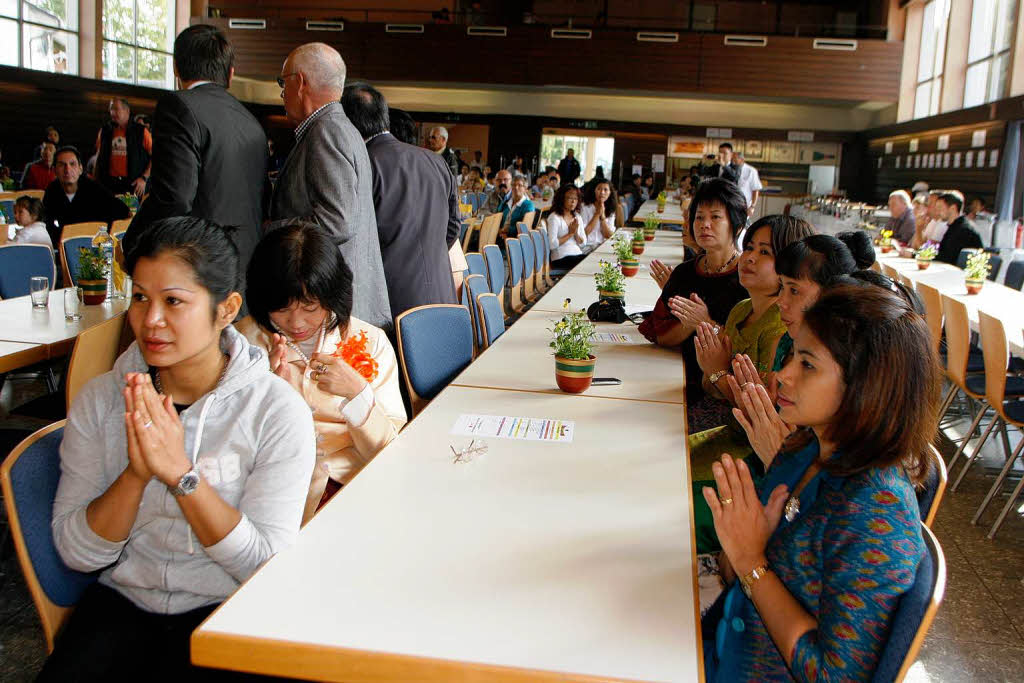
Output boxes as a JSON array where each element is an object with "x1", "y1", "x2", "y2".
[
  {"x1": 120, "y1": 275, "x2": 133, "y2": 300},
  {"x1": 29, "y1": 276, "x2": 50, "y2": 308},
  {"x1": 64, "y1": 287, "x2": 82, "y2": 321}
]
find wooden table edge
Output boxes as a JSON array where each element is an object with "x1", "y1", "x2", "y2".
[{"x1": 0, "y1": 343, "x2": 48, "y2": 373}]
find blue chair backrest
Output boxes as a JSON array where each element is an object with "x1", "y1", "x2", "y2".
[
  {"x1": 476, "y1": 192, "x2": 488, "y2": 207},
  {"x1": 465, "y1": 274, "x2": 490, "y2": 343},
  {"x1": 397, "y1": 306, "x2": 474, "y2": 402},
  {"x1": 1006, "y1": 261, "x2": 1024, "y2": 291},
  {"x1": 7, "y1": 426, "x2": 99, "y2": 607},
  {"x1": 520, "y1": 234, "x2": 536, "y2": 279},
  {"x1": 477, "y1": 293, "x2": 506, "y2": 347},
  {"x1": 0, "y1": 199, "x2": 14, "y2": 223},
  {"x1": 483, "y1": 244, "x2": 504, "y2": 295},
  {"x1": 468, "y1": 193, "x2": 480, "y2": 212},
  {"x1": 459, "y1": 221, "x2": 470, "y2": 244},
  {"x1": 506, "y1": 238, "x2": 524, "y2": 286},
  {"x1": 986, "y1": 254, "x2": 1002, "y2": 282},
  {"x1": 0, "y1": 244, "x2": 56, "y2": 298},
  {"x1": 956, "y1": 249, "x2": 975, "y2": 270},
  {"x1": 515, "y1": 221, "x2": 529, "y2": 237},
  {"x1": 871, "y1": 524, "x2": 944, "y2": 683},
  {"x1": 530, "y1": 230, "x2": 546, "y2": 273},
  {"x1": 62, "y1": 236, "x2": 94, "y2": 286},
  {"x1": 465, "y1": 252, "x2": 486, "y2": 280}
]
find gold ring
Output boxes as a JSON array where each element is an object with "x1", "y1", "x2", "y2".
[
  {"x1": 311, "y1": 370, "x2": 320, "y2": 382},
  {"x1": 316, "y1": 362, "x2": 328, "y2": 373},
  {"x1": 719, "y1": 497, "x2": 733, "y2": 505}
]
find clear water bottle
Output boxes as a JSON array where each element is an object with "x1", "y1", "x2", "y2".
[{"x1": 92, "y1": 226, "x2": 115, "y2": 299}]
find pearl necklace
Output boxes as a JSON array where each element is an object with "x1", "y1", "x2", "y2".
[
  {"x1": 153, "y1": 352, "x2": 230, "y2": 397},
  {"x1": 271, "y1": 320, "x2": 326, "y2": 366}
]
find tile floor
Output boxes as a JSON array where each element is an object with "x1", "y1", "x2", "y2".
[{"x1": 2, "y1": 377, "x2": 1024, "y2": 681}]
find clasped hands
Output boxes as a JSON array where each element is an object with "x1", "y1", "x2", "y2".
[
  {"x1": 269, "y1": 333, "x2": 367, "y2": 401},
  {"x1": 122, "y1": 372, "x2": 191, "y2": 488}
]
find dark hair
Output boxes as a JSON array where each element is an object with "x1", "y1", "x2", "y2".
[
  {"x1": 719, "y1": 142, "x2": 733, "y2": 152},
  {"x1": 14, "y1": 195, "x2": 44, "y2": 221},
  {"x1": 110, "y1": 97, "x2": 130, "y2": 109},
  {"x1": 741, "y1": 214, "x2": 816, "y2": 257},
  {"x1": 843, "y1": 270, "x2": 926, "y2": 315},
  {"x1": 582, "y1": 180, "x2": 617, "y2": 217},
  {"x1": 341, "y1": 83, "x2": 390, "y2": 139},
  {"x1": 387, "y1": 108, "x2": 417, "y2": 145},
  {"x1": 836, "y1": 230, "x2": 876, "y2": 269},
  {"x1": 545, "y1": 183, "x2": 581, "y2": 218},
  {"x1": 776, "y1": 234, "x2": 858, "y2": 285},
  {"x1": 174, "y1": 24, "x2": 234, "y2": 87},
  {"x1": 687, "y1": 177, "x2": 747, "y2": 243},
  {"x1": 54, "y1": 145, "x2": 83, "y2": 166},
  {"x1": 938, "y1": 191, "x2": 964, "y2": 212},
  {"x1": 800, "y1": 285, "x2": 939, "y2": 483},
  {"x1": 124, "y1": 217, "x2": 242, "y2": 314},
  {"x1": 246, "y1": 221, "x2": 354, "y2": 334}
]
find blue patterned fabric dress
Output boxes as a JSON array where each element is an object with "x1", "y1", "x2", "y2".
[{"x1": 703, "y1": 437, "x2": 925, "y2": 682}]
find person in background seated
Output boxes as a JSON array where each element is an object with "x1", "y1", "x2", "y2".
[
  {"x1": 239, "y1": 222, "x2": 406, "y2": 522},
  {"x1": 579, "y1": 179, "x2": 617, "y2": 247},
  {"x1": 461, "y1": 167, "x2": 485, "y2": 194},
  {"x1": 910, "y1": 194, "x2": 929, "y2": 242},
  {"x1": 935, "y1": 191, "x2": 983, "y2": 265},
  {"x1": 483, "y1": 169, "x2": 511, "y2": 214},
  {"x1": 639, "y1": 178, "x2": 748, "y2": 404},
  {"x1": 0, "y1": 165, "x2": 14, "y2": 191},
  {"x1": 456, "y1": 162, "x2": 469, "y2": 189},
  {"x1": 41, "y1": 217, "x2": 315, "y2": 680},
  {"x1": 967, "y1": 197, "x2": 986, "y2": 221},
  {"x1": 530, "y1": 174, "x2": 548, "y2": 198},
  {"x1": 911, "y1": 189, "x2": 950, "y2": 248},
  {"x1": 886, "y1": 189, "x2": 915, "y2": 244},
  {"x1": 42, "y1": 146, "x2": 130, "y2": 247},
  {"x1": 544, "y1": 184, "x2": 586, "y2": 271},
  {"x1": 21, "y1": 141, "x2": 57, "y2": 190},
  {"x1": 701, "y1": 285, "x2": 935, "y2": 681},
  {"x1": 8, "y1": 195, "x2": 52, "y2": 248},
  {"x1": 498, "y1": 175, "x2": 535, "y2": 243}
]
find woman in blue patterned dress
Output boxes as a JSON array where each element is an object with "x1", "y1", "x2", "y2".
[{"x1": 701, "y1": 285, "x2": 940, "y2": 681}]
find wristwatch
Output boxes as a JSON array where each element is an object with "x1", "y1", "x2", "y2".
[
  {"x1": 168, "y1": 466, "x2": 201, "y2": 497},
  {"x1": 740, "y1": 564, "x2": 770, "y2": 599},
  {"x1": 709, "y1": 369, "x2": 729, "y2": 385}
]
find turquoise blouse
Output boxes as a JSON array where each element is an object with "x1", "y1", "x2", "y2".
[{"x1": 500, "y1": 197, "x2": 536, "y2": 234}]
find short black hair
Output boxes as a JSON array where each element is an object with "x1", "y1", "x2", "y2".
[
  {"x1": 246, "y1": 220, "x2": 354, "y2": 335},
  {"x1": 775, "y1": 234, "x2": 858, "y2": 285},
  {"x1": 341, "y1": 83, "x2": 390, "y2": 139},
  {"x1": 174, "y1": 24, "x2": 234, "y2": 87},
  {"x1": 719, "y1": 142, "x2": 733, "y2": 151},
  {"x1": 687, "y1": 177, "x2": 747, "y2": 243},
  {"x1": 54, "y1": 145, "x2": 82, "y2": 165},
  {"x1": 836, "y1": 230, "x2": 877, "y2": 269},
  {"x1": 388, "y1": 107, "x2": 417, "y2": 145},
  {"x1": 938, "y1": 191, "x2": 964, "y2": 212},
  {"x1": 124, "y1": 216, "x2": 242, "y2": 315}
]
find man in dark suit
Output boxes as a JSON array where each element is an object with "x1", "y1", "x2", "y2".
[
  {"x1": 701, "y1": 143, "x2": 739, "y2": 183},
  {"x1": 341, "y1": 83, "x2": 459, "y2": 320},
  {"x1": 43, "y1": 146, "x2": 131, "y2": 247},
  {"x1": 124, "y1": 25, "x2": 267, "y2": 279}
]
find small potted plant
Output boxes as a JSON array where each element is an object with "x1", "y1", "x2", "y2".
[
  {"x1": 964, "y1": 251, "x2": 990, "y2": 295},
  {"x1": 915, "y1": 243, "x2": 937, "y2": 270},
  {"x1": 594, "y1": 259, "x2": 626, "y2": 300},
  {"x1": 879, "y1": 229, "x2": 895, "y2": 254},
  {"x1": 549, "y1": 299, "x2": 597, "y2": 394},
  {"x1": 77, "y1": 247, "x2": 108, "y2": 304},
  {"x1": 642, "y1": 213, "x2": 659, "y2": 241},
  {"x1": 631, "y1": 228, "x2": 646, "y2": 255},
  {"x1": 613, "y1": 232, "x2": 640, "y2": 277},
  {"x1": 656, "y1": 190, "x2": 667, "y2": 213}
]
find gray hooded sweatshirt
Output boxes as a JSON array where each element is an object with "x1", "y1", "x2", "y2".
[{"x1": 53, "y1": 325, "x2": 316, "y2": 614}]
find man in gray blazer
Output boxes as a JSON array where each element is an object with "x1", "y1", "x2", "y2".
[
  {"x1": 271, "y1": 43, "x2": 391, "y2": 330},
  {"x1": 341, "y1": 83, "x2": 459, "y2": 321}
]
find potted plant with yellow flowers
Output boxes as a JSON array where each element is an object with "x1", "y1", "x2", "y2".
[
  {"x1": 964, "y1": 251, "x2": 990, "y2": 295},
  {"x1": 915, "y1": 242, "x2": 937, "y2": 270},
  {"x1": 879, "y1": 228, "x2": 895, "y2": 254},
  {"x1": 549, "y1": 299, "x2": 597, "y2": 393},
  {"x1": 595, "y1": 259, "x2": 627, "y2": 300},
  {"x1": 77, "y1": 246, "x2": 109, "y2": 304},
  {"x1": 613, "y1": 232, "x2": 640, "y2": 277},
  {"x1": 643, "y1": 213, "x2": 659, "y2": 241},
  {"x1": 656, "y1": 190, "x2": 667, "y2": 213}
]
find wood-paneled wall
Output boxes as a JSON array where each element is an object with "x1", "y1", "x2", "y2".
[{"x1": 204, "y1": 19, "x2": 902, "y2": 104}]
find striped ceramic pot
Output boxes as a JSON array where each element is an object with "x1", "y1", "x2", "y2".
[
  {"x1": 555, "y1": 354, "x2": 596, "y2": 393},
  {"x1": 598, "y1": 289, "x2": 625, "y2": 303},
  {"x1": 632, "y1": 241, "x2": 645, "y2": 255},
  {"x1": 79, "y1": 279, "x2": 107, "y2": 305},
  {"x1": 643, "y1": 226, "x2": 656, "y2": 241},
  {"x1": 620, "y1": 258, "x2": 640, "y2": 277}
]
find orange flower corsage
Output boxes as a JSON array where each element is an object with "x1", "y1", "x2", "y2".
[{"x1": 333, "y1": 330, "x2": 379, "y2": 382}]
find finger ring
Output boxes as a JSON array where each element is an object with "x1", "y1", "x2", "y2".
[
  {"x1": 743, "y1": 382, "x2": 754, "y2": 389},
  {"x1": 712, "y1": 326, "x2": 720, "y2": 335},
  {"x1": 143, "y1": 420, "x2": 153, "y2": 429},
  {"x1": 719, "y1": 497, "x2": 733, "y2": 505},
  {"x1": 316, "y1": 362, "x2": 328, "y2": 373},
  {"x1": 310, "y1": 370, "x2": 320, "y2": 381}
]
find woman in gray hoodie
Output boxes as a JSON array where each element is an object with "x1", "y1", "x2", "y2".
[{"x1": 41, "y1": 217, "x2": 316, "y2": 680}]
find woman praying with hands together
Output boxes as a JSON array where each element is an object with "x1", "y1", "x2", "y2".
[{"x1": 544, "y1": 184, "x2": 587, "y2": 270}]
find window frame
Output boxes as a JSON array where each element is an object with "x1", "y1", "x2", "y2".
[
  {"x1": 101, "y1": 0, "x2": 175, "y2": 89},
  {"x1": 963, "y1": 0, "x2": 1017, "y2": 109},
  {"x1": 914, "y1": 0, "x2": 951, "y2": 120},
  {"x1": 0, "y1": 0, "x2": 80, "y2": 73}
]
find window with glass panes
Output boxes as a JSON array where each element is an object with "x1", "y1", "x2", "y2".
[
  {"x1": 963, "y1": 0, "x2": 1017, "y2": 109},
  {"x1": 102, "y1": 0, "x2": 175, "y2": 89},
  {"x1": 0, "y1": 0, "x2": 80, "y2": 74},
  {"x1": 915, "y1": 0, "x2": 950, "y2": 120}
]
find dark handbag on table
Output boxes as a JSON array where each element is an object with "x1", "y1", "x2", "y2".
[{"x1": 587, "y1": 298, "x2": 629, "y2": 323}]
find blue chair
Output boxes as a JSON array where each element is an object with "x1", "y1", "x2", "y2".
[
  {"x1": 516, "y1": 221, "x2": 530, "y2": 237},
  {"x1": 519, "y1": 233, "x2": 537, "y2": 302},
  {"x1": 482, "y1": 244, "x2": 504, "y2": 296},
  {"x1": 871, "y1": 523, "x2": 945, "y2": 683},
  {"x1": 60, "y1": 236, "x2": 94, "y2": 286},
  {"x1": 463, "y1": 274, "x2": 490, "y2": 351},
  {"x1": 529, "y1": 230, "x2": 548, "y2": 294},
  {"x1": 459, "y1": 221, "x2": 471, "y2": 245},
  {"x1": 0, "y1": 243, "x2": 56, "y2": 299},
  {"x1": 505, "y1": 238, "x2": 525, "y2": 315},
  {"x1": 476, "y1": 292, "x2": 506, "y2": 349},
  {"x1": 467, "y1": 193, "x2": 480, "y2": 213},
  {"x1": 0, "y1": 422, "x2": 99, "y2": 652},
  {"x1": 395, "y1": 305, "x2": 474, "y2": 416},
  {"x1": 465, "y1": 252, "x2": 486, "y2": 281},
  {"x1": 1005, "y1": 261, "x2": 1024, "y2": 291},
  {"x1": 0, "y1": 199, "x2": 14, "y2": 223},
  {"x1": 918, "y1": 445, "x2": 947, "y2": 529},
  {"x1": 475, "y1": 192, "x2": 488, "y2": 209}
]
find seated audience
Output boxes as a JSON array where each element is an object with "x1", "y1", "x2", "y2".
[
  {"x1": 701, "y1": 285, "x2": 936, "y2": 681},
  {"x1": 21, "y1": 141, "x2": 57, "y2": 190},
  {"x1": 461, "y1": 167, "x2": 485, "y2": 194},
  {"x1": 911, "y1": 189, "x2": 950, "y2": 248},
  {"x1": 483, "y1": 169, "x2": 511, "y2": 214},
  {"x1": 638, "y1": 178, "x2": 748, "y2": 403},
  {"x1": 579, "y1": 179, "x2": 617, "y2": 246},
  {"x1": 42, "y1": 217, "x2": 315, "y2": 680},
  {"x1": 8, "y1": 195, "x2": 52, "y2": 248},
  {"x1": 498, "y1": 175, "x2": 536, "y2": 241},
  {"x1": 239, "y1": 222, "x2": 407, "y2": 522},
  {"x1": 457, "y1": 162, "x2": 470, "y2": 188},
  {"x1": 544, "y1": 184, "x2": 586, "y2": 270},
  {"x1": 43, "y1": 146, "x2": 131, "y2": 247},
  {"x1": 935, "y1": 191, "x2": 983, "y2": 265},
  {"x1": 886, "y1": 189, "x2": 914, "y2": 244}
]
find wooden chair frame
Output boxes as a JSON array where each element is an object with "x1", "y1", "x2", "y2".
[
  {"x1": 462, "y1": 273, "x2": 488, "y2": 354},
  {"x1": 923, "y1": 444, "x2": 947, "y2": 529},
  {"x1": 110, "y1": 218, "x2": 131, "y2": 240},
  {"x1": 65, "y1": 312, "x2": 126, "y2": 410},
  {"x1": 477, "y1": 213, "x2": 502, "y2": 249},
  {"x1": 394, "y1": 304, "x2": 470, "y2": 417},
  {"x1": 941, "y1": 295, "x2": 994, "y2": 477},
  {"x1": 505, "y1": 237, "x2": 527, "y2": 316},
  {"x1": 892, "y1": 523, "x2": 946, "y2": 682}
]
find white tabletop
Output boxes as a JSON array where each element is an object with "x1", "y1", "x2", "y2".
[
  {"x1": 0, "y1": 288, "x2": 129, "y2": 354},
  {"x1": 531, "y1": 268, "x2": 664, "y2": 313},
  {"x1": 636, "y1": 199, "x2": 686, "y2": 224},
  {"x1": 193, "y1": 385, "x2": 701, "y2": 682}
]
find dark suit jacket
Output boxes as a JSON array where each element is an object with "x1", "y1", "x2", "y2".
[
  {"x1": 43, "y1": 177, "x2": 131, "y2": 247},
  {"x1": 366, "y1": 133, "x2": 459, "y2": 319},
  {"x1": 937, "y1": 216, "x2": 983, "y2": 265},
  {"x1": 125, "y1": 84, "x2": 267, "y2": 271},
  {"x1": 703, "y1": 163, "x2": 739, "y2": 183}
]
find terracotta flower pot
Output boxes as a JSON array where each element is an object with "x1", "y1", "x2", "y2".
[
  {"x1": 598, "y1": 289, "x2": 625, "y2": 303},
  {"x1": 916, "y1": 259, "x2": 932, "y2": 270},
  {"x1": 620, "y1": 258, "x2": 639, "y2": 277},
  {"x1": 643, "y1": 227, "x2": 656, "y2": 241},
  {"x1": 657, "y1": 202, "x2": 666, "y2": 213},
  {"x1": 632, "y1": 242, "x2": 645, "y2": 255},
  {"x1": 881, "y1": 245, "x2": 893, "y2": 254},
  {"x1": 79, "y1": 279, "x2": 107, "y2": 305},
  {"x1": 554, "y1": 354, "x2": 596, "y2": 393},
  {"x1": 965, "y1": 278, "x2": 984, "y2": 295}
]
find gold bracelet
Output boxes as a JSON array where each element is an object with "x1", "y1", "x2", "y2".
[
  {"x1": 709, "y1": 369, "x2": 729, "y2": 385},
  {"x1": 740, "y1": 564, "x2": 770, "y2": 599}
]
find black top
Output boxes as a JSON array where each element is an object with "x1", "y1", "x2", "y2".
[
  {"x1": 557, "y1": 156, "x2": 581, "y2": 185},
  {"x1": 42, "y1": 176, "x2": 131, "y2": 247},
  {"x1": 936, "y1": 215, "x2": 983, "y2": 265}
]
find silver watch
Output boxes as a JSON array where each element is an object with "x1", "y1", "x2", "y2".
[{"x1": 168, "y1": 467, "x2": 201, "y2": 497}]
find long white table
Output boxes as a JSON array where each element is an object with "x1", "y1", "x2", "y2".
[
  {"x1": 0, "y1": 288, "x2": 129, "y2": 357},
  {"x1": 192, "y1": 234, "x2": 702, "y2": 681},
  {"x1": 636, "y1": 198, "x2": 686, "y2": 224}
]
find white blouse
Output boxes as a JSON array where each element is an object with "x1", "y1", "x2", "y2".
[
  {"x1": 546, "y1": 212, "x2": 585, "y2": 261},
  {"x1": 579, "y1": 203, "x2": 615, "y2": 246}
]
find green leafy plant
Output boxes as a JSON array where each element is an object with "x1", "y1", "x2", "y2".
[
  {"x1": 77, "y1": 247, "x2": 108, "y2": 280},
  {"x1": 594, "y1": 259, "x2": 626, "y2": 293},
  {"x1": 915, "y1": 243, "x2": 938, "y2": 261},
  {"x1": 643, "y1": 213, "x2": 660, "y2": 231},
  {"x1": 549, "y1": 299, "x2": 595, "y2": 360},
  {"x1": 612, "y1": 232, "x2": 634, "y2": 262},
  {"x1": 964, "y1": 251, "x2": 991, "y2": 280},
  {"x1": 657, "y1": 190, "x2": 667, "y2": 202}
]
